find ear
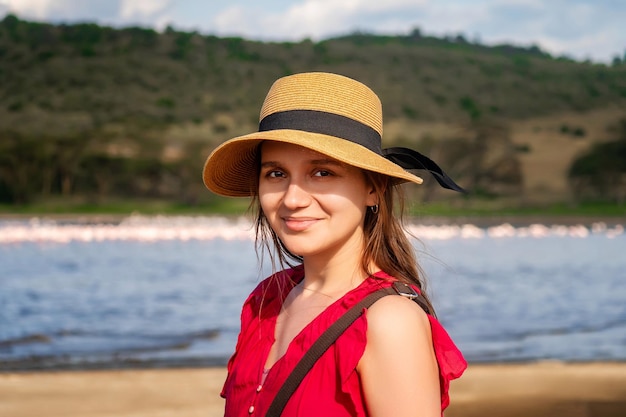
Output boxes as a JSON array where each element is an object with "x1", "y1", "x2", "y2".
[
  {"x1": 365, "y1": 186, "x2": 379, "y2": 207},
  {"x1": 363, "y1": 171, "x2": 386, "y2": 207}
]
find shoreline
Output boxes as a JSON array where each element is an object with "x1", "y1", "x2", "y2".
[
  {"x1": 1, "y1": 361, "x2": 625, "y2": 417},
  {"x1": 0, "y1": 212, "x2": 624, "y2": 226},
  {"x1": 3, "y1": 357, "x2": 625, "y2": 373}
]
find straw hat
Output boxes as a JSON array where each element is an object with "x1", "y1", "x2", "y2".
[{"x1": 203, "y1": 72, "x2": 463, "y2": 197}]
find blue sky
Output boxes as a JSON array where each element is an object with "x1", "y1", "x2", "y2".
[{"x1": 1, "y1": 0, "x2": 624, "y2": 63}]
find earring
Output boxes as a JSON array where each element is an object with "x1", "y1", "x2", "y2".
[{"x1": 370, "y1": 204, "x2": 379, "y2": 214}]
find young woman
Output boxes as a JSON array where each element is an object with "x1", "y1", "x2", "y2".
[{"x1": 203, "y1": 72, "x2": 467, "y2": 417}]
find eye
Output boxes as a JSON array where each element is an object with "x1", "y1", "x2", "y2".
[
  {"x1": 313, "y1": 169, "x2": 332, "y2": 177},
  {"x1": 265, "y1": 170, "x2": 285, "y2": 178}
]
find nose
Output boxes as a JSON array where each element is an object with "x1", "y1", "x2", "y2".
[{"x1": 282, "y1": 179, "x2": 312, "y2": 209}]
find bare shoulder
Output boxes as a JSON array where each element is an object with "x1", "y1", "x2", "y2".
[
  {"x1": 365, "y1": 293, "x2": 432, "y2": 338},
  {"x1": 358, "y1": 294, "x2": 440, "y2": 417}
]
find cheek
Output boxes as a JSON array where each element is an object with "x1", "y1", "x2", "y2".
[
  {"x1": 322, "y1": 192, "x2": 368, "y2": 219},
  {"x1": 340, "y1": 182, "x2": 371, "y2": 210},
  {"x1": 258, "y1": 187, "x2": 278, "y2": 216},
  {"x1": 258, "y1": 193, "x2": 271, "y2": 214}
]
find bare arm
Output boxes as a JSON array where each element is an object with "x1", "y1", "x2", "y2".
[{"x1": 357, "y1": 295, "x2": 440, "y2": 417}]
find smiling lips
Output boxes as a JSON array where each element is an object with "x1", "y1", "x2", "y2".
[{"x1": 282, "y1": 217, "x2": 319, "y2": 232}]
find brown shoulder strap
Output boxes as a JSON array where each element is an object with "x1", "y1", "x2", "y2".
[{"x1": 266, "y1": 283, "x2": 429, "y2": 417}]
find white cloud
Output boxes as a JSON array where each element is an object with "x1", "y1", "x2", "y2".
[
  {"x1": 490, "y1": 0, "x2": 543, "y2": 9},
  {"x1": 482, "y1": 1, "x2": 624, "y2": 61},
  {"x1": 212, "y1": 0, "x2": 430, "y2": 40},
  {"x1": 0, "y1": 0, "x2": 174, "y2": 27},
  {"x1": 416, "y1": 4, "x2": 491, "y2": 35},
  {"x1": 535, "y1": 28, "x2": 620, "y2": 61},
  {"x1": 207, "y1": 0, "x2": 624, "y2": 62},
  {"x1": 1, "y1": 0, "x2": 57, "y2": 19},
  {"x1": 0, "y1": 0, "x2": 623, "y2": 62},
  {"x1": 119, "y1": 0, "x2": 172, "y2": 20}
]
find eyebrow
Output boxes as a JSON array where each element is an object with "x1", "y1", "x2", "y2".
[
  {"x1": 310, "y1": 159, "x2": 343, "y2": 167},
  {"x1": 260, "y1": 158, "x2": 344, "y2": 168},
  {"x1": 260, "y1": 161, "x2": 279, "y2": 168}
]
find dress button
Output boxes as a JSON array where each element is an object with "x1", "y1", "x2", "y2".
[
  {"x1": 248, "y1": 405, "x2": 255, "y2": 414},
  {"x1": 256, "y1": 384, "x2": 262, "y2": 392}
]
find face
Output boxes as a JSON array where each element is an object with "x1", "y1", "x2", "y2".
[{"x1": 258, "y1": 142, "x2": 377, "y2": 261}]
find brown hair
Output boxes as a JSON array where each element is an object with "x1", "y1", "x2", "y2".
[{"x1": 362, "y1": 172, "x2": 436, "y2": 315}]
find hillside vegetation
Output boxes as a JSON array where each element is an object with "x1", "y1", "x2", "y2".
[{"x1": 0, "y1": 15, "x2": 625, "y2": 213}]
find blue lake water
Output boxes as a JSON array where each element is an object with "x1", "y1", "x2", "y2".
[{"x1": 0, "y1": 216, "x2": 625, "y2": 370}]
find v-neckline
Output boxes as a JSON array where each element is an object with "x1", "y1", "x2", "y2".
[{"x1": 261, "y1": 272, "x2": 374, "y2": 377}]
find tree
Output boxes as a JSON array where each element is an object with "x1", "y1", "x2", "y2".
[
  {"x1": 568, "y1": 119, "x2": 626, "y2": 205},
  {"x1": 411, "y1": 119, "x2": 523, "y2": 203},
  {"x1": 0, "y1": 132, "x2": 44, "y2": 203}
]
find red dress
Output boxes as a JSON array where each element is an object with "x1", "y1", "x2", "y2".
[{"x1": 221, "y1": 266, "x2": 467, "y2": 417}]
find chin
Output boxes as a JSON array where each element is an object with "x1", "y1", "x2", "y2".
[
  {"x1": 281, "y1": 242, "x2": 313, "y2": 258},
  {"x1": 279, "y1": 237, "x2": 322, "y2": 259}
]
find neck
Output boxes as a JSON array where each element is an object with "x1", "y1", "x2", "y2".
[
  {"x1": 300, "y1": 262, "x2": 365, "y2": 297},
  {"x1": 299, "y1": 237, "x2": 374, "y2": 297},
  {"x1": 301, "y1": 226, "x2": 377, "y2": 296}
]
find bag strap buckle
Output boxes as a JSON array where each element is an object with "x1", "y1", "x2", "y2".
[
  {"x1": 392, "y1": 281, "x2": 419, "y2": 300},
  {"x1": 391, "y1": 281, "x2": 431, "y2": 315}
]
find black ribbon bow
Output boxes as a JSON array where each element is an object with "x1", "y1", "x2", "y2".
[{"x1": 383, "y1": 147, "x2": 466, "y2": 193}]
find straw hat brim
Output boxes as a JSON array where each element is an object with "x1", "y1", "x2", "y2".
[{"x1": 203, "y1": 129, "x2": 424, "y2": 197}]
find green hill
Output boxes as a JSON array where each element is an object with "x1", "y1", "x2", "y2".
[{"x1": 1, "y1": 15, "x2": 625, "y2": 214}]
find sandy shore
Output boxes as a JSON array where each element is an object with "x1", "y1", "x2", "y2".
[{"x1": 1, "y1": 362, "x2": 625, "y2": 417}]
